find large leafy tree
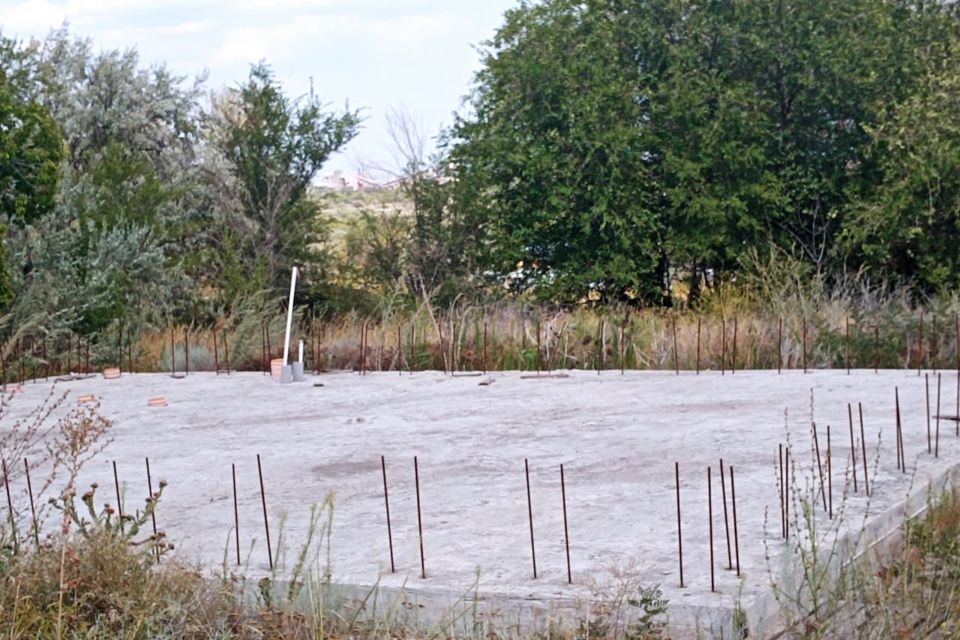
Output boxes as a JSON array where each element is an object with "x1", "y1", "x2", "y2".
[
  {"x1": 207, "y1": 63, "x2": 361, "y2": 300},
  {"x1": 841, "y1": 20, "x2": 960, "y2": 292},
  {"x1": 451, "y1": 0, "x2": 937, "y2": 303},
  {"x1": 451, "y1": 0, "x2": 665, "y2": 303}
]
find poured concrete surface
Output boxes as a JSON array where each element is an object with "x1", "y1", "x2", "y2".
[{"x1": 2, "y1": 368, "x2": 959, "y2": 634}]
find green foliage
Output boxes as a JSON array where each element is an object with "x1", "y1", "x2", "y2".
[
  {"x1": 207, "y1": 62, "x2": 361, "y2": 301},
  {"x1": 451, "y1": 0, "x2": 960, "y2": 303}
]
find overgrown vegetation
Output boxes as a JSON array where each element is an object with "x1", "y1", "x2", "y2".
[{"x1": 1, "y1": 1, "x2": 959, "y2": 368}]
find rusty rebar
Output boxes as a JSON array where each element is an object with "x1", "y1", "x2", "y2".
[
  {"x1": 708, "y1": 466, "x2": 715, "y2": 592},
  {"x1": 213, "y1": 327, "x2": 220, "y2": 375},
  {"x1": 231, "y1": 462, "x2": 239, "y2": 566},
  {"x1": 257, "y1": 454, "x2": 273, "y2": 571},
  {"x1": 24, "y1": 458, "x2": 38, "y2": 550},
  {"x1": 561, "y1": 463, "x2": 572, "y2": 585},
  {"x1": 730, "y1": 465, "x2": 740, "y2": 576},
  {"x1": 813, "y1": 423, "x2": 827, "y2": 512},
  {"x1": 859, "y1": 404, "x2": 869, "y2": 496},
  {"x1": 935, "y1": 374, "x2": 941, "y2": 458},
  {"x1": 720, "y1": 458, "x2": 732, "y2": 570},
  {"x1": 785, "y1": 447, "x2": 790, "y2": 539},
  {"x1": 721, "y1": 316, "x2": 727, "y2": 376},
  {"x1": 525, "y1": 458, "x2": 537, "y2": 579},
  {"x1": 415, "y1": 456, "x2": 426, "y2": 579},
  {"x1": 779, "y1": 444, "x2": 785, "y2": 538},
  {"x1": 802, "y1": 318, "x2": 808, "y2": 373},
  {"x1": 222, "y1": 330, "x2": 231, "y2": 373},
  {"x1": 827, "y1": 425, "x2": 833, "y2": 519},
  {"x1": 2, "y1": 458, "x2": 16, "y2": 552},
  {"x1": 848, "y1": 404, "x2": 858, "y2": 493},
  {"x1": 146, "y1": 457, "x2": 160, "y2": 563},
  {"x1": 926, "y1": 374, "x2": 932, "y2": 453},
  {"x1": 113, "y1": 460, "x2": 123, "y2": 523},
  {"x1": 381, "y1": 456, "x2": 395, "y2": 573},
  {"x1": 896, "y1": 387, "x2": 905, "y2": 472},
  {"x1": 675, "y1": 461, "x2": 683, "y2": 587}
]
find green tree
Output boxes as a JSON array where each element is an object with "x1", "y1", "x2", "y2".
[
  {"x1": 207, "y1": 63, "x2": 361, "y2": 300},
  {"x1": 450, "y1": 0, "x2": 665, "y2": 303},
  {"x1": 840, "y1": 29, "x2": 960, "y2": 291}
]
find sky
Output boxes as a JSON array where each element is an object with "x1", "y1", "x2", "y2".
[{"x1": 0, "y1": 0, "x2": 519, "y2": 178}]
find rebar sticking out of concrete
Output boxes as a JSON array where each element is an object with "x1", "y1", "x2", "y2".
[
  {"x1": 525, "y1": 458, "x2": 537, "y2": 579},
  {"x1": 895, "y1": 387, "x2": 905, "y2": 472},
  {"x1": 24, "y1": 458, "x2": 37, "y2": 550},
  {"x1": 2, "y1": 458, "x2": 16, "y2": 552},
  {"x1": 231, "y1": 462, "x2": 239, "y2": 566},
  {"x1": 257, "y1": 454, "x2": 273, "y2": 571},
  {"x1": 926, "y1": 374, "x2": 931, "y2": 453},
  {"x1": 848, "y1": 404, "x2": 858, "y2": 493},
  {"x1": 936, "y1": 373, "x2": 942, "y2": 458},
  {"x1": 813, "y1": 423, "x2": 827, "y2": 512},
  {"x1": 561, "y1": 463, "x2": 572, "y2": 585},
  {"x1": 414, "y1": 455, "x2": 426, "y2": 579},
  {"x1": 719, "y1": 458, "x2": 732, "y2": 570},
  {"x1": 827, "y1": 425, "x2": 833, "y2": 519},
  {"x1": 729, "y1": 465, "x2": 740, "y2": 576},
  {"x1": 113, "y1": 460, "x2": 123, "y2": 525},
  {"x1": 675, "y1": 461, "x2": 683, "y2": 588},
  {"x1": 859, "y1": 404, "x2": 869, "y2": 496},
  {"x1": 778, "y1": 444, "x2": 785, "y2": 538},
  {"x1": 707, "y1": 466, "x2": 715, "y2": 593},
  {"x1": 785, "y1": 447, "x2": 790, "y2": 540},
  {"x1": 381, "y1": 456, "x2": 395, "y2": 573},
  {"x1": 146, "y1": 457, "x2": 160, "y2": 563},
  {"x1": 802, "y1": 318, "x2": 808, "y2": 374}
]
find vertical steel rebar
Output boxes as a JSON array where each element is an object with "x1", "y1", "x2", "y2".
[
  {"x1": 146, "y1": 457, "x2": 160, "y2": 563},
  {"x1": 2, "y1": 458, "x2": 16, "y2": 552},
  {"x1": 414, "y1": 456, "x2": 426, "y2": 579},
  {"x1": 813, "y1": 424, "x2": 827, "y2": 511},
  {"x1": 675, "y1": 461, "x2": 683, "y2": 587},
  {"x1": 257, "y1": 454, "x2": 273, "y2": 571},
  {"x1": 525, "y1": 459, "x2": 537, "y2": 579},
  {"x1": 708, "y1": 466, "x2": 715, "y2": 592},
  {"x1": 381, "y1": 456, "x2": 395, "y2": 573},
  {"x1": 827, "y1": 425, "x2": 833, "y2": 519},
  {"x1": 24, "y1": 459, "x2": 38, "y2": 550},
  {"x1": 231, "y1": 463, "x2": 240, "y2": 566},
  {"x1": 859, "y1": 404, "x2": 869, "y2": 496},
  {"x1": 848, "y1": 404, "x2": 858, "y2": 493},
  {"x1": 730, "y1": 465, "x2": 740, "y2": 576},
  {"x1": 720, "y1": 458, "x2": 732, "y2": 570},
  {"x1": 561, "y1": 463, "x2": 572, "y2": 585}
]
